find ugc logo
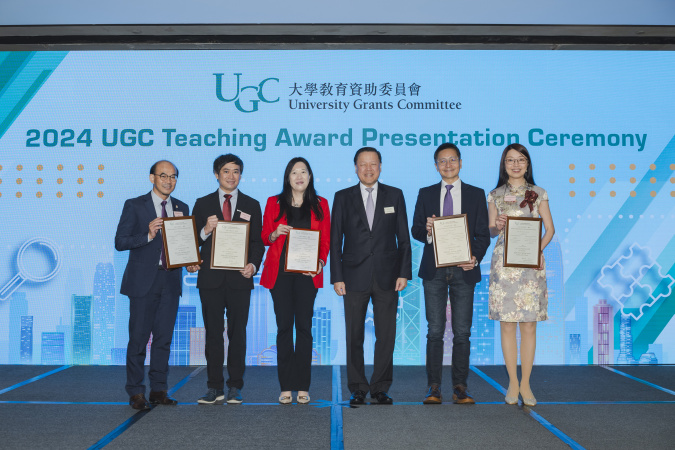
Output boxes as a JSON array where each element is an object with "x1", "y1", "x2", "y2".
[{"x1": 214, "y1": 73, "x2": 279, "y2": 113}]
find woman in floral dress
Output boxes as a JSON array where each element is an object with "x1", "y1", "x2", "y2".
[{"x1": 488, "y1": 144, "x2": 555, "y2": 406}]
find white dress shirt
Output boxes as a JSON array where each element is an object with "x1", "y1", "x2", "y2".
[
  {"x1": 151, "y1": 190, "x2": 174, "y2": 219},
  {"x1": 359, "y1": 181, "x2": 379, "y2": 209},
  {"x1": 439, "y1": 178, "x2": 462, "y2": 217},
  {"x1": 427, "y1": 178, "x2": 462, "y2": 244},
  {"x1": 200, "y1": 187, "x2": 239, "y2": 240}
]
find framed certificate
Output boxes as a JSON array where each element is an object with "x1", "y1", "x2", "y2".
[
  {"x1": 284, "y1": 228, "x2": 321, "y2": 274},
  {"x1": 504, "y1": 217, "x2": 542, "y2": 268},
  {"x1": 210, "y1": 221, "x2": 250, "y2": 270},
  {"x1": 160, "y1": 216, "x2": 201, "y2": 269},
  {"x1": 431, "y1": 214, "x2": 473, "y2": 267}
]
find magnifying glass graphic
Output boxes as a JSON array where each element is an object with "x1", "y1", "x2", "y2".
[{"x1": 0, "y1": 238, "x2": 62, "y2": 301}]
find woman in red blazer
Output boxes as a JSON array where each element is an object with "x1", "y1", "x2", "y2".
[{"x1": 261, "y1": 157, "x2": 330, "y2": 405}]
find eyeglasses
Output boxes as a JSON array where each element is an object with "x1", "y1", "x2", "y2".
[
  {"x1": 436, "y1": 158, "x2": 459, "y2": 166},
  {"x1": 157, "y1": 173, "x2": 178, "y2": 181},
  {"x1": 505, "y1": 158, "x2": 528, "y2": 166}
]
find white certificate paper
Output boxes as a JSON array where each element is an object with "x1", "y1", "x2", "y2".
[
  {"x1": 504, "y1": 217, "x2": 542, "y2": 268},
  {"x1": 161, "y1": 216, "x2": 200, "y2": 268},
  {"x1": 432, "y1": 214, "x2": 472, "y2": 267},
  {"x1": 211, "y1": 221, "x2": 249, "y2": 270},
  {"x1": 285, "y1": 228, "x2": 320, "y2": 273}
]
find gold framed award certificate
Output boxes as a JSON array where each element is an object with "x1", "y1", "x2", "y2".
[
  {"x1": 504, "y1": 217, "x2": 542, "y2": 268},
  {"x1": 431, "y1": 214, "x2": 473, "y2": 267},
  {"x1": 160, "y1": 216, "x2": 201, "y2": 269},
  {"x1": 284, "y1": 228, "x2": 321, "y2": 274},
  {"x1": 210, "y1": 221, "x2": 250, "y2": 270}
]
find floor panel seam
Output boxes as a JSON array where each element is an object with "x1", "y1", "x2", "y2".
[
  {"x1": 331, "y1": 365, "x2": 345, "y2": 450},
  {"x1": 601, "y1": 366, "x2": 675, "y2": 396},
  {"x1": 469, "y1": 365, "x2": 587, "y2": 450},
  {"x1": 0, "y1": 365, "x2": 71, "y2": 395},
  {"x1": 86, "y1": 366, "x2": 204, "y2": 449}
]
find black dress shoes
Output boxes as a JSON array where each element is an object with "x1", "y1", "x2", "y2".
[
  {"x1": 372, "y1": 391, "x2": 393, "y2": 404},
  {"x1": 149, "y1": 390, "x2": 178, "y2": 405},
  {"x1": 349, "y1": 390, "x2": 367, "y2": 405},
  {"x1": 129, "y1": 393, "x2": 152, "y2": 410}
]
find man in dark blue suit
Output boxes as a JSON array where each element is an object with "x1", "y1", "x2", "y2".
[
  {"x1": 115, "y1": 160, "x2": 191, "y2": 410},
  {"x1": 331, "y1": 147, "x2": 412, "y2": 405},
  {"x1": 411, "y1": 143, "x2": 490, "y2": 405}
]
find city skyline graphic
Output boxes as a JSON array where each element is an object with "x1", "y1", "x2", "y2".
[{"x1": 4, "y1": 227, "x2": 668, "y2": 367}]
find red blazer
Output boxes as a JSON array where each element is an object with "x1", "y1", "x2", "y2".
[{"x1": 261, "y1": 195, "x2": 330, "y2": 289}]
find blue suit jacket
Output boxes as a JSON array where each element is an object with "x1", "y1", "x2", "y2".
[
  {"x1": 411, "y1": 181, "x2": 490, "y2": 285},
  {"x1": 115, "y1": 191, "x2": 190, "y2": 298}
]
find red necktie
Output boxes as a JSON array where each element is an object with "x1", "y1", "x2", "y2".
[{"x1": 222, "y1": 194, "x2": 232, "y2": 222}]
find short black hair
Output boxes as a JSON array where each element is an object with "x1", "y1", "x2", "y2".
[
  {"x1": 353, "y1": 147, "x2": 382, "y2": 164},
  {"x1": 150, "y1": 160, "x2": 179, "y2": 178},
  {"x1": 433, "y1": 143, "x2": 461, "y2": 162},
  {"x1": 213, "y1": 154, "x2": 244, "y2": 174}
]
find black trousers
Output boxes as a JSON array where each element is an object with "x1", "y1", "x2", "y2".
[
  {"x1": 199, "y1": 282, "x2": 251, "y2": 390},
  {"x1": 270, "y1": 270, "x2": 318, "y2": 391},
  {"x1": 126, "y1": 269, "x2": 179, "y2": 397},
  {"x1": 343, "y1": 276, "x2": 398, "y2": 395}
]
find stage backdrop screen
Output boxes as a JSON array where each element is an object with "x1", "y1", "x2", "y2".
[{"x1": 0, "y1": 50, "x2": 673, "y2": 367}]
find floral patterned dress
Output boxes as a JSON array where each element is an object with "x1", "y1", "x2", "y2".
[{"x1": 488, "y1": 183, "x2": 548, "y2": 322}]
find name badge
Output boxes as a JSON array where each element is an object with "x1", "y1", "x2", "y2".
[
  {"x1": 504, "y1": 195, "x2": 517, "y2": 202},
  {"x1": 239, "y1": 211, "x2": 251, "y2": 221},
  {"x1": 174, "y1": 211, "x2": 184, "y2": 217},
  {"x1": 384, "y1": 207, "x2": 395, "y2": 214}
]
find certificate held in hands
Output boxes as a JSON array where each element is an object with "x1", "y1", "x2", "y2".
[
  {"x1": 211, "y1": 221, "x2": 250, "y2": 270},
  {"x1": 160, "y1": 216, "x2": 201, "y2": 269},
  {"x1": 504, "y1": 217, "x2": 542, "y2": 268},
  {"x1": 431, "y1": 214, "x2": 473, "y2": 267},
  {"x1": 285, "y1": 228, "x2": 321, "y2": 274}
]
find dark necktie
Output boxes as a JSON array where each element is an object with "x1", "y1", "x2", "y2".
[
  {"x1": 222, "y1": 194, "x2": 232, "y2": 221},
  {"x1": 443, "y1": 185, "x2": 454, "y2": 216},
  {"x1": 160, "y1": 200, "x2": 168, "y2": 270}
]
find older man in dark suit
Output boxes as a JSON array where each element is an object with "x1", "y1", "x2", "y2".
[
  {"x1": 411, "y1": 143, "x2": 490, "y2": 405},
  {"x1": 115, "y1": 160, "x2": 191, "y2": 410},
  {"x1": 192, "y1": 154, "x2": 264, "y2": 405},
  {"x1": 331, "y1": 147, "x2": 412, "y2": 405}
]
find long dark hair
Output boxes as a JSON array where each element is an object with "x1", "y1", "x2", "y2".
[
  {"x1": 494, "y1": 143, "x2": 536, "y2": 189},
  {"x1": 276, "y1": 157, "x2": 323, "y2": 222}
]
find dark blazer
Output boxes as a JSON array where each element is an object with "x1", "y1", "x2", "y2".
[
  {"x1": 260, "y1": 195, "x2": 331, "y2": 289},
  {"x1": 115, "y1": 192, "x2": 189, "y2": 298},
  {"x1": 411, "y1": 181, "x2": 490, "y2": 285},
  {"x1": 330, "y1": 183, "x2": 412, "y2": 292},
  {"x1": 192, "y1": 189, "x2": 264, "y2": 290}
]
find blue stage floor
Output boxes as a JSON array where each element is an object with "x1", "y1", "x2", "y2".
[{"x1": 0, "y1": 364, "x2": 673, "y2": 449}]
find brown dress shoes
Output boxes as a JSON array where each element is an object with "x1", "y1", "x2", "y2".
[
  {"x1": 452, "y1": 385, "x2": 475, "y2": 404},
  {"x1": 149, "y1": 390, "x2": 178, "y2": 405},
  {"x1": 129, "y1": 393, "x2": 151, "y2": 410}
]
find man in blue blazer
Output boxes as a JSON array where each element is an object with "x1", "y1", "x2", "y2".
[
  {"x1": 411, "y1": 143, "x2": 490, "y2": 405},
  {"x1": 192, "y1": 154, "x2": 264, "y2": 405},
  {"x1": 115, "y1": 160, "x2": 190, "y2": 410},
  {"x1": 331, "y1": 147, "x2": 412, "y2": 405}
]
